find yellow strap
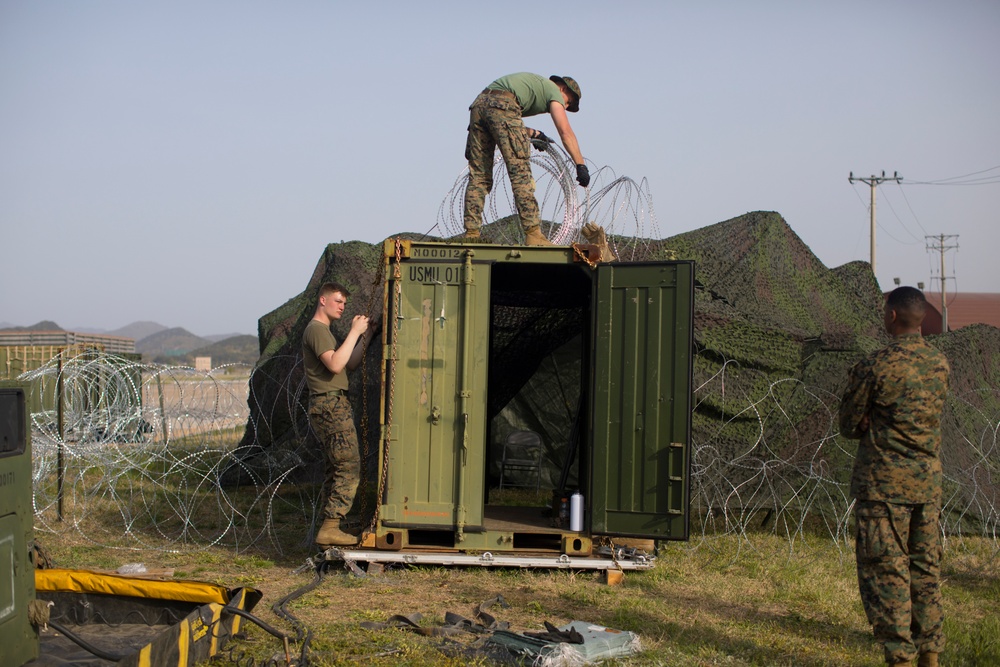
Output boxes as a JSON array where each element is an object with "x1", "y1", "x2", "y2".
[{"x1": 36, "y1": 568, "x2": 231, "y2": 605}]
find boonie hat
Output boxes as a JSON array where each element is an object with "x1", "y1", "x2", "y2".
[{"x1": 550, "y1": 75, "x2": 581, "y2": 112}]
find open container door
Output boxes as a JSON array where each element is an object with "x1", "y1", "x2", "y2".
[
  {"x1": 590, "y1": 261, "x2": 694, "y2": 540},
  {"x1": 380, "y1": 246, "x2": 489, "y2": 535}
]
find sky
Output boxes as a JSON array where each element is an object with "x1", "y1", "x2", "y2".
[{"x1": 1, "y1": 1, "x2": 998, "y2": 337}]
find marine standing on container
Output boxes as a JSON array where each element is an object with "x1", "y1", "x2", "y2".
[
  {"x1": 463, "y1": 72, "x2": 590, "y2": 246},
  {"x1": 302, "y1": 282, "x2": 371, "y2": 547},
  {"x1": 839, "y1": 286, "x2": 950, "y2": 667}
]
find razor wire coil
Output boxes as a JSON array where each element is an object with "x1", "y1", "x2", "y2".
[{"x1": 19, "y1": 349, "x2": 999, "y2": 559}]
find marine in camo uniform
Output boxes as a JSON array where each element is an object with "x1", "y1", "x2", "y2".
[
  {"x1": 463, "y1": 72, "x2": 590, "y2": 246},
  {"x1": 302, "y1": 282, "x2": 372, "y2": 547},
  {"x1": 839, "y1": 286, "x2": 950, "y2": 667}
]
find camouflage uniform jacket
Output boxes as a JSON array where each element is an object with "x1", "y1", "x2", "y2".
[{"x1": 839, "y1": 333, "x2": 949, "y2": 504}]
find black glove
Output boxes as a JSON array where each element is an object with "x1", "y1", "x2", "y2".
[
  {"x1": 524, "y1": 621, "x2": 585, "y2": 644},
  {"x1": 530, "y1": 130, "x2": 553, "y2": 151},
  {"x1": 576, "y1": 163, "x2": 591, "y2": 188}
]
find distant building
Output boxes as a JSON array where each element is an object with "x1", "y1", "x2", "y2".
[
  {"x1": 0, "y1": 330, "x2": 139, "y2": 415},
  {"x1": 0, "y1": 330, "x2": 136, "y2": 355},
  {"x1": 918, "y1": 292, "x2": 1000, "y2": 334},
  {"x1": 194, "y1": 356, "x2": 212, "y2": 372},
  {"x1": 1, "y1": 330, "x2": 136, "y2": 381}
]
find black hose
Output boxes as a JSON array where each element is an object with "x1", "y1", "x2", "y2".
[
  {"x1": 221, "y1": 604, "x2": 291, "y2": 642},
  {"x1": 267, "y1": 557, "x2": 331, "y2": 666},
  {"x1": 47, "y1": 620, "x2": 130, "y2": 662}
]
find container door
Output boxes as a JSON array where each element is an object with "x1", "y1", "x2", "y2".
[
  {"x1": 381, "y1": 250, "x2": 489, "y2": 532},
  {"x1": 590, "y1": 261, "x2": 694, "y2": 540}
]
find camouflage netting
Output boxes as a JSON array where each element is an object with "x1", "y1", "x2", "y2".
[
  {"x1": 236, "y1": 211, "x2": 1000, "y2": 538},
  {"x1": 928, "y1": 323, "x2": 1000, "y2": 533},
  {"x1": 224, "y1": 239, "x2": 389, "y2": 491},
  {"x1": 660, "y1": 213, "x2": 890, "y2": 526}
]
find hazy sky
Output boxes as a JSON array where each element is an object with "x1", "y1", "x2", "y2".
[{"x1": 2, "y1": 1, "x2": 998, "y2": 337}]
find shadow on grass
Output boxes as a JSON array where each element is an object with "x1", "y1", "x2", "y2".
[{"x1": 583, "y1": 593, "x2": 877, "y2": 666}]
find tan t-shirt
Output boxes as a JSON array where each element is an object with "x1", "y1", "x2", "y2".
[{"x1": 302, "y1": 319, "x2": 349, "y2": 395}]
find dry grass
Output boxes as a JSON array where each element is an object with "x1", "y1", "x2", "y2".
[{"x1": 35, "y1": 525, "x2": 1000, "y2": 667}]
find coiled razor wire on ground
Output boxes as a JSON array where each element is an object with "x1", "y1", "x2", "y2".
[
  {"x1": 435, "y1": 144, "x2": 662, "y2": 260},
  {"x1": 20, "y1": 350, "x2": 999, "y2": 557}
]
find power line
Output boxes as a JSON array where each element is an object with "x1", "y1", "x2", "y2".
[
  {"x1": 894, "y1": 182, "x2": 929, "y2": 236},
  {"x1": 904, "y1": 165, "x2": 1000, "y2": 186},
  {"x1": 877, "y1": 187, "x2": 923, "y2": 244}
]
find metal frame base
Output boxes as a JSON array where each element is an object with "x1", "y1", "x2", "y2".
[{"x1": 317, "y1": 548, "x2": 654, "y2": 571}]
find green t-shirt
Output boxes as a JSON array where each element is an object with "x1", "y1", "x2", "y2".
[
  {"x1": 487, "y1": 72, "x2": 563, "y2": 117},
  {"x1": 302, "y1": 319, "x2": 349, "y2": 395}
]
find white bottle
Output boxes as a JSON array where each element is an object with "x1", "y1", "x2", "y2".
[{"x1": 569, "y1": 491, "x2": 584, "y2": 532}]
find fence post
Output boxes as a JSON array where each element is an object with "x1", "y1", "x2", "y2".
[{"x1": 57, "y1": 352, "x2": 64, "y2": 522}]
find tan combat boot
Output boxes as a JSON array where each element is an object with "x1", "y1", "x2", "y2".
[
  {"x1": 917, "y1": 653, "x2": 939, "y2": 667},
  {"x1": 340, "y1": 517, "x2": 363, "y2": 536},
  {"x1": 315, "y1": 518, "x2": 359, "y2": 547},
  {"x1": 524, "y1": 227, "x2": 554, "y2": 246}
]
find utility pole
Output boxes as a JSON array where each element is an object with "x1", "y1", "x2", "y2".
[
  {"x1": 848, "y1": 170, "x2": 902, "y2": 274},
  {"x1": 925, "y1": 234, "x2": 959, "y2": 332}
]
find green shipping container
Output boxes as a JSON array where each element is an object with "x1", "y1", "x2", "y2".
[
  {"x1": 374, "y1": 240, "x2": 694, "y2": 554},
  {"x1": 0, "y1": 382, "x2": 39, "y2": 666}
]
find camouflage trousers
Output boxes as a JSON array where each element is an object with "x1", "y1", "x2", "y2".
[
  {"x1": 308, "y1": 393, "x2": 360, "y2": 522},
  {"x1": 463, "y1": 90, "x2": 539, "y2": 233},
  {"x1": 855, "y1": 500, "x2": 944, "y2": 664}
]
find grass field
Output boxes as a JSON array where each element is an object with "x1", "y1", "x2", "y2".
[{"x1": 37, "y1": 525, "x2": 999, "y2": 666}]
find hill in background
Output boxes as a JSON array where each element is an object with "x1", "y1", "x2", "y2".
[
  {"x1": 204, "y1": 332, "x2": 247, "y2": 343},
  {"x1": 0, "y1": 320, "x2": 64, "y2": 332},
  {"x1": 151, "y1": 334, "x2": 259, "y2": 366},
  {"x1": 137, "y1": 327, "x2": 211, "y2": 359},
  {"x1": 108, "y1": 321, "x2": 168, "y2": 340}
]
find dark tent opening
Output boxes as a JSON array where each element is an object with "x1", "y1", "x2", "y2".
[{"x1": 485, "y1": 262, "x2": 592, "y2": 527}]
